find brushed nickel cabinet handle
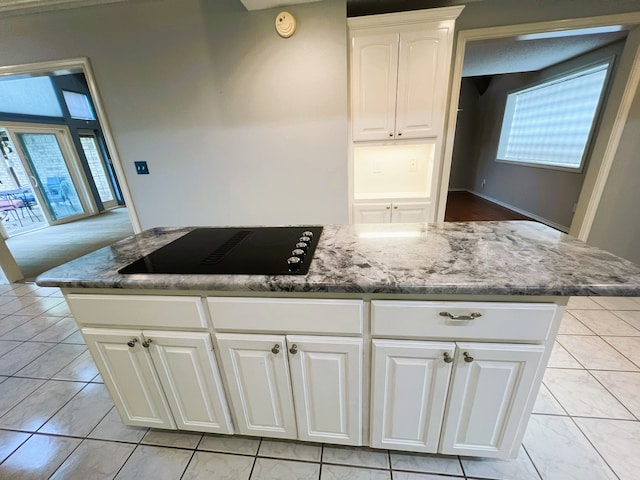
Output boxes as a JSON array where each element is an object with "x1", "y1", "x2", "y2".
[
  {"x1": 271, "y1": 344, "x2": 280, "y2": 354},
  {"x1": 289, "y1": 344, "x2": 298, "y2": 355},
  {"x1": 127, "y1": 338, "x2": 138, "y2": 348},
  {"x1": 463, "y1": 352, "x2": 474, "y2": 363},
  {"x1": 439, "y1": 311, "x2": 482, "y2": 321},
  {"x1": 443, "y1": 352, "x2": 453, "y2": 363},
  {"x1": 142, "y1": 338, "x2": 153, "y2": 348}
]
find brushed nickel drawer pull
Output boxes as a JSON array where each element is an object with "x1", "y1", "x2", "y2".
[
  {"x1": 443, "y1": 352, "x2": 453, "y2": 363},
  {"x1": 439, "y1": 311, "x2": 482, "y2": 321}
]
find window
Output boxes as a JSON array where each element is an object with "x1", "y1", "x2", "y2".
[
  {"x1": 62, "y1": 90, "x2": 96, "y2": 120},
  {"x1": 496, "y1": 61, "x2": 612, "y2": 171},
  {"x1": 0, "y1": 76, "x2": 63, "y2": 117}
]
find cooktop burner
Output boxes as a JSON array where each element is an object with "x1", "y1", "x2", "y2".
[{"x1": 118, "y1": 226, "x2": 323, "y2": 275}]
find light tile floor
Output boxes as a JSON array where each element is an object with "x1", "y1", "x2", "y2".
[{"x1": 0, "y1": 284, "x2": 639, "y2": 479}]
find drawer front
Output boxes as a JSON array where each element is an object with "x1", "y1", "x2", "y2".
[
  {"x1": 66, "y1": 294, "x2": 208, "y2": 329},
  {"x1": 207, "y1": 298, "x2": 363, "y2": 335},
  {"x1": 371, "y1": 301, "x2": 556, "y2": 342}
]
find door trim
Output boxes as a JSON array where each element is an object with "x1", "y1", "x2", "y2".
[
  {"x1": 0, "y1": 57, "x2": 141, "y2": 233},
  {"x1": 437, "y1": 12, "x2": 640, "y2": 241}
]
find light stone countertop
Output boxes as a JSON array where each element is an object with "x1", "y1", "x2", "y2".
[{"x1": 35, "y1": 221, "x2": 640, "y2": 296}]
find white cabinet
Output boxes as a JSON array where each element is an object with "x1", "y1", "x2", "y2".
[
  {"x1": 353, "y1": 201, "x2": 432, "y2": 223},
  {"x1": 83, "y1": 327, "x2": 233, "y2": 434},
  {"x1": 83, "y1": 328, "x2": 175, "y2": 430},
  {"x1": 371, "y1": 339, "x2": 544, "y2": 457},
  {"x1": 348, "y1": 7, "x2": 462, "y2": 223},
  {"x1": 214, "y1": 334, "x2": 297, "y2": 439},
  {"x1": 350, "y1": 33, "x2": 399, "y2": 142},
  {"x1": 371, "y1": 339, "x2": 454, "y2": 452},
  {"x1": 439, "y1": 343, "x2": 544, "y2": 457},
  {"x1": 351, "y1": 29, "x2": 450, "y2": 141},
  {"x1": 370, "y1": 300, "x2": 558, "y2": 459},
  {"x1": 349, "y1": 8, "x2": 461, "y2": 142},
  {"x1": 216, "y1": 333, "x2": 363, "y2": 446}
]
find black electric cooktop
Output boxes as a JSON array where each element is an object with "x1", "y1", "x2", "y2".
[{"x1": 118, "y1": 226, "x2": 323, "y2": 275}]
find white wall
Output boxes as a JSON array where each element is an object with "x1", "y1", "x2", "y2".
[{"x1": 0, "y1": 0, "x2": 348, "y2": 229}]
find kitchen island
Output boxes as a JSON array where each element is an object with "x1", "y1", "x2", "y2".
[{"x1": 36, "y1": 221, "x2": 640, "y2": 459}]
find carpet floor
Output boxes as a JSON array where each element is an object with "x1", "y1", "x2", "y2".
[{"x1": 5, "y1": 208, "x2": 134, "y2": 281}]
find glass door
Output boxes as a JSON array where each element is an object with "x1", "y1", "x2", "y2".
[
  {"x1": 6, "y1": 125, "x2": 94, "y2": 224},
  {"x1": 79, "y1": 131, "x2": 119, "y2": 210}
]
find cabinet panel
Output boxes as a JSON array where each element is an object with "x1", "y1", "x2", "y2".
[
  {"x1": 67, "y1": 294, "x2": 207, "y2": 329},
  {"x1": 145, "y1": 331, "x2": 233, "y2": 434},
  {"x1": 440, "y1": 343, "x2": 544, "y2": 458},
  {"x1": 351, "y1": 33, "x2": 399, "y2": 141},
  {"x1": 371, "y1": 340, "x2": 454, "y2": 453},
  {"x1": 208, "y1": 297, "x2": 363, "y2": 335},
  {"x1": 216, "y1": 333, "x2": 297, "y2": 439},
  {"x1": 353, "y1": 202, "x2": 392, "y2": 223},
  {"x1": 392, "y1": 202, "x2": 432, "y2": 223},
  {"x1": 395, "y1": 29, "x2": 447, "y2": 138},
  {"x1": 287, "y1": 336, "x2": 363, "y2": 446},
  {"x1": 372, "y1": 301, "x2": 556, "y2": 341},
  {"x1": 82, "y1": 328, "x2": 176, "y2": 429}
]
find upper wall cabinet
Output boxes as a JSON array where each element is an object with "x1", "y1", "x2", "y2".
[{"x1": 349, "y1": 7, "x2": 463, "y2": 142}]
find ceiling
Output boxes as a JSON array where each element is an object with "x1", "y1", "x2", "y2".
[{"x1": 463, "y1": 30, "x2": 629, "y2": 77}]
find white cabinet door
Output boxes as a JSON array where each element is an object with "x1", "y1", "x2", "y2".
[
  {"x1": 145, "y1": 331, "x2": 234, "y2": 434},
  {"x1": 216, "y1": 333, "x2": 297, "y2": 439},
  {"x1": 440, "y1": 343, "x2": 544, "y2": 458},
  {"x1": 353, "y1": 202, "x2": 392, "y2": 223},
  {"x1": 391, "y1": 202, "x2": 432, "y2": 223},
  {"x1": 371, "y1": 339, "x2": 454, "y2": 453},
  {"x1": 395, "y1": 28, "x2": 448, "y2": 139},
  {"x1": 82, "y1": 328, "x2": 176, "y2": 429},
  {"x1": 351, "y1": 33, "x2": 399, "y2": 141},
  {"x1": 287, "y1": 336, "x2": 363, "y2": 446}
]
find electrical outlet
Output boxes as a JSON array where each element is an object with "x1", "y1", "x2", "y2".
[
  {"x1": 135, "y1": 161, "x2": 149, "y2": 175},
  {"x1": 409, "y1": 158, "x2": 418, "y2": 172}
]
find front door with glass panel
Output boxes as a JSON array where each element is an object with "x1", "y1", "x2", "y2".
[{"x1": 7, "y1": 125, "x2": 93, "y2": 224}]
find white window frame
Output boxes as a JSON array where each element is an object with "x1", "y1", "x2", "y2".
[{"x1": 495, "y1": 58, "x2": 614, "y2": 173}]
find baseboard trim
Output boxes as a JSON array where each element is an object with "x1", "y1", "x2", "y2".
[{"x1": 457, "y1": 189, "x2": 569, "y2": 233}]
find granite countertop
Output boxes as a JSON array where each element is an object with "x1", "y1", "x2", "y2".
[{"x1": 35, "y1": 221, "x2": 640, "y2": 296}]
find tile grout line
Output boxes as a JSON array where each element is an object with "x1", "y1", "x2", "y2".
[{"x1": 569, "y1": 415, "x2": 622, "y2": 480}]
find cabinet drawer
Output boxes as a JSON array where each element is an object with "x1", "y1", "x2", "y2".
[
  {"x1": 66, "y1": 294, "x2": 208, "y2": 329},
  {"x1": 371, "y1": 301, "x2": 556, "y2": 342},
  {"x1": 207, "y1": 298, "x2": 363, "y2": 335}
]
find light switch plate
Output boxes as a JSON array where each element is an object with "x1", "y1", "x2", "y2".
[{"x1": 135, "y1": 161, "x2": 149, "y2": 175}]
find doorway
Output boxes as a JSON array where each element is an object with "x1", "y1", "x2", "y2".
[
  {"x1": 0, "y1": 57, "x2": 139, "y2": 282},
  {"x1": 437, "y1": 13, "x2": 640, "y2": 241}
]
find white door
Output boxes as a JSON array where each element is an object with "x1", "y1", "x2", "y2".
[
  {"x1": 351, "y1": 33, "x2": 399, "y2": 141},
  {"x1": 440, "y1": 343, "x2": 544, "y2": 458},
  {"x1": 353, "y1": 202, "x2": 392, "y2": 223},
  {"x1": 371, "y1": 339, "x2": 454, "y2": 453},
  {"x1": 287, "y1": 335, "x2": 363, "y2": 446},
  {"x1": 216, "y1": 333, "x2": 297, "y2": 439},
  {"x1": 395, "y1": 28, "x2": 448, "y2": 139},
  {"x1": 82, "y1": 328, "x2": 176, "y2": 429},
  {"x1": 144, "y1": 331, "x2": 234, "y2": 434},
  {"x1": 392, "y1": 202, "x2": 432, "y2": 223}
]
